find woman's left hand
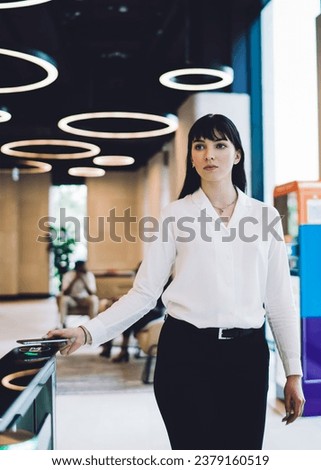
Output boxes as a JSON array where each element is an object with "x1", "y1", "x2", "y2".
[{"x1": 282, "y1": 375, "x2": 305, "y2": 425}]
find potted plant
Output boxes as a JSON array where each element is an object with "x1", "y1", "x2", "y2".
[{"x1": 48, "y1": 225, "x2": 76, "y2": 292}]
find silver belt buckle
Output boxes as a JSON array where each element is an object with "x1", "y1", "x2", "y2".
[{"x1": 218, "y1": 328, "x2": 232, "y2": 340}]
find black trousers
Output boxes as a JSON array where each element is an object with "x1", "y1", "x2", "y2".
[{"x1": 153, "y1": 315, "x2": 270, "y2": 450}]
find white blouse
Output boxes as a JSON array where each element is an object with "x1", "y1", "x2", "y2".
[{"x1": 84, "y1": 187, "x2": 302, "y2": 377}]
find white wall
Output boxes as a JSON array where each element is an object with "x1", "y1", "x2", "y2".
[{"x1": 262, "y1": 0, "x2": 320, "y2": 203}]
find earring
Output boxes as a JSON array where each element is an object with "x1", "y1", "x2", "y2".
[{"x1": 191, "y1": 161, "x2": 195, "y2": 168}]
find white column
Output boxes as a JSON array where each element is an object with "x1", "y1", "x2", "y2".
[{"x1": 173, "y1": 92, "x2": 251, "y2": 199}]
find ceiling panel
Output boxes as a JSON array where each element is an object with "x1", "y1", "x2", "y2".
[{"x1": 0, "y1": 0, "x2": 266, "y2": 181}]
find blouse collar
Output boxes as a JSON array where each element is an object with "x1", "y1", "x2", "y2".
[{"x1": 191, "y1": 186, "x2": 252, "y2": 210}]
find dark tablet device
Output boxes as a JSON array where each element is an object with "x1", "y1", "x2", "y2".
[{"x1": 17, "y1": 337, "x2": 68, "y2": 346}]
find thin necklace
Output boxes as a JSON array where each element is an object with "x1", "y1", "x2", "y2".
[{"x1": 212, "y1": 190, "x2": 238, "y2": 215}]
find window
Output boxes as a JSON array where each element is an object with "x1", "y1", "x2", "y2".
[{"x1": 49, "y1": 184, "x2": 87, "y2": 293}]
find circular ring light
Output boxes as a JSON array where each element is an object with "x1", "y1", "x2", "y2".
[
  {"x1": 58, "y1": 112, "x2": 178, "y2": 139},
  {"x1": 68, "y1": 167, "x2": 106, "y2": 177},
  {"x1": 0, "y1": 160, "x2": 51, "y2": 174},
  {"x1": 0, "y1": 48, "x2": 58, "y2": 93},
  {"x1": 0, "y1": 0, "x2": 52, "y2": 8},
  {"x1": 159, "y1": 66, "x2": 234, "y2": 91},
  {"x1": 0, "y1": 109, "x2": 11, "y2": 122},
  {"x1": 93, "y1": 155, "x2": 135, "y2": 166},
  {"x1": 1, "y1": 369, "x2": 38, "y2": 392},
  {"x1": 22, "y1": 159, "x2": 52, "y2": 173},
  {"x1": 1, "y1": 139, "x2": 100, "y2": 159}
]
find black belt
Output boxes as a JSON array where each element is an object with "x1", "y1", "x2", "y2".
[
  {"x1": 215, "y1": 327, "x2": 256, "y2": 340},
  {"x1": 165, "y1": 315, "x2": 257, "y2": 340}
]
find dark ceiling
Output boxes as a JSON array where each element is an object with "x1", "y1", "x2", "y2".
[{"x1": 0, "y1": 0, "x2": 265, "y2": 182}]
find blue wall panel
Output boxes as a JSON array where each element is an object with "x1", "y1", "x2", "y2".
[{"x1": 299, "y1": 225, "x2": 321, "y2": 318}]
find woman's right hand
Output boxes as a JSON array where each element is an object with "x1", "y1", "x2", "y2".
[{"x1": 46, "y1": 327, "x2": 86, "y2": 355}]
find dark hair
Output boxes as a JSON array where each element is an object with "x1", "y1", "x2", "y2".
[
  {"x1": 75, "y1": 260, "x2": 86, "y2": 269},
  {"x1": 178, "y1": 114, "x2": 247, "y2": 199}
]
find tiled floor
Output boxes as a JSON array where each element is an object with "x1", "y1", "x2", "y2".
[{"x1": 1, "y1": 298, "x2": 321, "y2": 450}]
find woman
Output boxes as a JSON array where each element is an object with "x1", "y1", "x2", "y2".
[{"x1": 48, "y1": 114, "x2": 305, "y2": 450}]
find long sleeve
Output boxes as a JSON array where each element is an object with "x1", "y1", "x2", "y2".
[
  {"x1": 265, "y1": 209, "x2": 302, "y2": 377},
  {"x1": 83, "y1": 209, "x2": 176, "y2": 346},
  {"x1": 83, "y1": 189, "x2": 304, "y2": 367}
]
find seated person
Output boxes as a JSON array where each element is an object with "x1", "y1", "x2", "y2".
[
  {"x1": 59, "y1": 260, "x2": 99, "y2": 326},
  {"x1": 100, "y1": 299, "x2": 165, "y2": 362},
  {"x1": 100, "y1": 269, "x2": 172, "y2": 361}
]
